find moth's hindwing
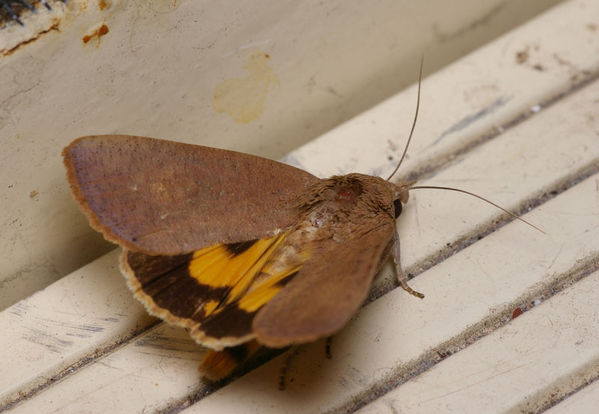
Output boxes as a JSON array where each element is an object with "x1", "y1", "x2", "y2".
[
  {"x1": 199, "y1": 340, "x2": 261, "y2": 381},
  {"x1": 121, "y1": 230, "x2": 311, "y2": 350}
]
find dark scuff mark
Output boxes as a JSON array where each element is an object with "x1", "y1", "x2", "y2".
[
  {"x1": 516, "y1": 49, "x2": 529, "y2": 64},
  {"x1": 23, "y1": 327, "x2": 74, "y2": 353},
  {"x1": 431, "y1": 96, "x2": 509, "y2": 147},
  {"x1": 7, "y1": 301, "x2": 29, "y2": 317},
  {"x1": 102, "y1": 317, "x2": 120, "y2": 323},
  {"x1": 68, "y1": 323, "x2": 104, "y2": 333},
  {"x1": 0, "y1": 0, "x2": 64, "y2": 26}
]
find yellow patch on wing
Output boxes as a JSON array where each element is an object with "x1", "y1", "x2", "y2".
[
  {"x1": 237, "y1": 265, "x2": 302, "y2": 313},
  {"x1": 202, "y1": 299, "x2": 219, "y2": 315},
  {"x1": 189, "y1": 234, "x2": 283, "y2": 286},
  {"x1": 233, "y1": 243, "x2": 312, "y2": 313},
  {"x1": 187, "y1": 233, "x2": 288, "y2": 317}
]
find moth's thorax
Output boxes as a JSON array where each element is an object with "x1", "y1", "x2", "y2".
[{"x1": 291, "y1": 173, "x2": 399, "y2": 241}]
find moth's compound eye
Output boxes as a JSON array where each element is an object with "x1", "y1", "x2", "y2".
[{"x1": 393, "y1": 199, "x2": 402, "y2": 218}]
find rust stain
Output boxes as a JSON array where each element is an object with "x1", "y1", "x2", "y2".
[
  {"x1": 511, "y1": 307, "x2": 523, "y2": 319},
  {"x1": 82, "y1": 23, "x2": 109, "y2": 45},
  {"x1": 213, "y1": 50, "x2": 277, "y2": 124},
  {"x1": 98, "y1": 0, "x2": 108, "y2": 10},
  {"x1": 1, "y1": 22, "x2": 60, "y2": 56}
]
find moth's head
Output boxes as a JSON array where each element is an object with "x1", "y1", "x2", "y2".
[{"x1": 391, "y1": 179, "x2": 416, "y2": 218}]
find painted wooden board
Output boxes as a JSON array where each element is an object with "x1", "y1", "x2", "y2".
[
  {"x1": 355, "y1": 269, "x2": 599, "y2": 414},
  {"x1": 2, "y1": 0, "x2": 599, "y2": 412},
  {"x1": 5, "y1": 69, "x2": 599, "y2": 414},
  {"x1": 0, "y1": 0, "x2": 564, "y2": 311},
  {"x1": 0, "y1": 251, "x2": 156, "y2": 405}
]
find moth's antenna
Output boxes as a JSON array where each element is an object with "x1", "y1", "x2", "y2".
[
  {"x1": 387, "y1": 56, "x2": 424, "y2": 181},
  {"x1": 409, "y1": 185, "x2": 546, "y2": 234}
]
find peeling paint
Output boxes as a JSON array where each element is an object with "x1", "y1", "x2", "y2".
[{"x1": 213, "y1": 50, "x2": 277, "y2": 124}]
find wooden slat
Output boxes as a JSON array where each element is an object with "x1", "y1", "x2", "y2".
[
  {"x1": 7, "y1": 75, "x2": 599, "y2": 414},
  {"x1": 181, "y1": 166, "x2": 599, "y2": 414},
  {"x1": 545, "y1": 379, "x2": 599, "y2": 413},
  {"x1": 0, "y1": 251, "x2": 156, "y2": 406},
  {"x1": 2, "y1": 0, "x2": 599, "y2": 412},
  {"x1": 356, "y1": 269, "x2": 599, "y2": 414}
]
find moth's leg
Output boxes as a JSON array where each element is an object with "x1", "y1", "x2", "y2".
[
  {"x1": 278, "y1": 346, "x2": 300, "y2": 391},
  {"x1": 375, "y1": 240, "x2": 393, "y2": 274},
  {"x1": 393, "y1": 229, "x2": 424, "y2": 299},
  {"x1": 325, "y1": 337, "x2": 332, "y2": 359}
]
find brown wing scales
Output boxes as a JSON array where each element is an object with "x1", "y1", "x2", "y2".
[
  {"x1": 63, "y1": 135, "x2": 318, "y2": 255},
  {"x1": 253, "y1": 222, "x2": 395, "y2": 347}
]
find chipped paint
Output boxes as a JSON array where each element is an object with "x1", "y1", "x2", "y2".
[
  {"x1": 82, "y1": 22, "x2": 109, "y2": 45},
  {"x1": 0, "y1": 21, "x2": 60, "y2": 56},
  {"x1": 23, "y1": 327, "x2": 73, "y2": 353}
]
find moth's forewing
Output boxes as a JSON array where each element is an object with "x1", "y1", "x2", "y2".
[
  {"x1": 253, "y1": 219, "x2": 394, "y2": 347},
  {"x1": 63, "y1": 135, "x2": 318, "y2": 255}
]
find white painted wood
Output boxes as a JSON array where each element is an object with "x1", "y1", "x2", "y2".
[
  {"x1": 0, "y1": 0, "x2": 565, "y2": 310},
  {"x1": 355, "y1": 270, "x2": 599, "y2": 414},
  {"x1": 7, "y1": 79, "x2": 599, "y2": 413},
  {"x1": 2, "y1": 0, "x2": 598, "y2": 412},
  {"x1": 0, "y1": 251, "x2": 156, "y2": 406},
  {"x1": 286, "y1": 0, "x2": 598, "y2": 179}
]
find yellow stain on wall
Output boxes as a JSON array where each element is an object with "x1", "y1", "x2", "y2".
[{"x1": 213, "y1": 51, "x2": 277, "y2": 124}]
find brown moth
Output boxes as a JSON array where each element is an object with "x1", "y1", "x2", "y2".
[{"x1": 62, "y1": 132, "x2": 424, "y2": 379}]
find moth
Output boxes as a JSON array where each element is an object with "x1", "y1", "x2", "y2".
[{"x1": 62, "y1": 133, "x2": 425, "y2": 380}]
